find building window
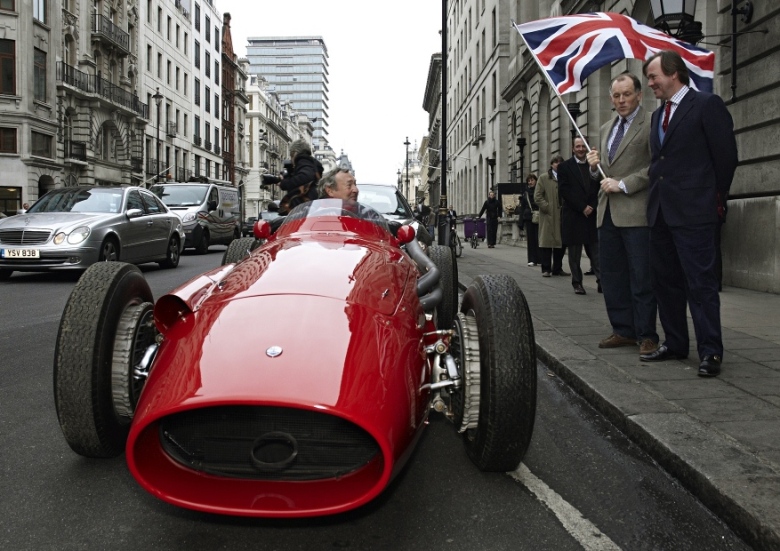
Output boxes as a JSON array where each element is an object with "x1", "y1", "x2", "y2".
[
  {"x1": 214, "y1": 61, "x2": 219, "y2": 85},
  {"x1": 146, "y1": 44, "x2": 152, "y2": 71},
  {"x1": 205, "y1": 85, "x2": 210, "y2": 112},
  {"x1": 184, "y1": 73, "x2": 188, "y2": 96},
  {"x1": 205, "y1": 16, "x2": 210, "y2": 42},
  {"x1": 175, "y1": 66, "x2": 180, "y2": 90},
  {"x1": 1, "y1": 0, "x2": 15, "y2": 11},
  {"x1": 33, "y1": 0, "x2": 45, "y2": 23},
  {"x1": 205, "y1": 159, "x2": 210, "y2": 178},
  {"x1": 184, "y1": 32, "x2": 188, "y2": 55},
  {"x1": 205, "y1": 51, "x2": 210, "y2": 77},
  {"x1": 194, "y1": 154, "x2": 200, "y2": 176},
  {"x1": 157, "y1": 52, "x2": 162, "y2": 78},
  {"x1": 0, "y1": 127, "x2": 16, "y2": 153},
  {"x1": 176, "y1": 24, "x2": 180, "y2": 48},
  {"x1": 194, "y1": 41, "x2": 200, "y2": 68},
  {"x1": 147, "y1": 0, "x2": 151, "y2": 23},
  {"x1": 194, "y1": 3, "x2": 200, "y2": 31},
  {"x1": 183, "y1": 114, "x2": 188, "y2": 137},
  {"x1": 157, "y1": 7, "x2": 162, "y2": 32},
  {"x1": 194, "y1": 115, "x2": 200, "y2": 137},
  {"x1": 34, "y1": 48, "x2": 46, "y2": 102},
  {"x1": 167, "y1": 16, "x2": 171, "y2": 41},
  {"x1": 0, "y1": 40, "x2": 15, "y2": 95},
  {"x1": 215, "y1": 27, "x2": 220, "y2": 51},
  {"x1": 194, "y1": 78, "x2": 200, "y2": 105},
  {"x1": 166, "y1": 60, "x2": 171, "y2": 84},
  {"x1": 214, "y1": 94, "x2": 219, "y2": 118},
  {"x1": 31, "y1": 131, "x2": 52, "y2": 158}
]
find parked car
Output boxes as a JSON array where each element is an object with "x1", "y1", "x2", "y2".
[
  {"x1": 53, "y1": 198, "x2": 537, "y2": 518},
  {"x1": 241, "y1": 217, "x2": 257, "y2": 237},
  {"x1": 0, "y1": 186, "x2": 185, "y2": 280},
  {"x1": 357, "y1": 183, "x2": 433, "y2": 247}
]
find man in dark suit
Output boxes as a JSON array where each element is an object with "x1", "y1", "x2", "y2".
[
  {"x1": 586, "y1": 72, "x2": 658, "y2": 357},
  {"x1": 558, "y1": 136, "x2": 600, "y2": 295},
  {"x1": 639, "y1": 50, "x2": 738, "y2": 377}
]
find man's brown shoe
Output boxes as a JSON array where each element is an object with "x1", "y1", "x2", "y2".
[
  {"x1": 598, "y1": 334, "x2": 636, "y2": 348},
  {"x1": 639, "y1": 339, "x2": 659, "y2": 355}
]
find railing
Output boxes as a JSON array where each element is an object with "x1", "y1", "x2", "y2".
[
  {"x1": 131, "y1": 157, "x2": 143, "y2": 173},
  {"x1": 146, "y1": 158, "x2": 162, "y2": 175},
  {"x1": 204, "y1": 140, "x2": 212, "y2": 151},
  {"x1": 92, "y1": 14, "x2": 130, "y2": 54},
  {"x1": 166, "y1": 122, "x2": 177, "y2": 137},
  {"x1": 193, "y1": 135, "x2": 202, "y2": 146},
  {"x1": 66, "y1": 141, "x2": 87, "y2": 161},
  {"x1": 258, "y1": 133, "x2": 268, "y2": 144},
  {"x1": 57, "y1": 62, "x2": 148, "y2": 118},
  {"x1": 214, "y1": 144, "x2": 221, "y2": 154},
  {"x1": 472, "y1": 118, "x2": 485, "y2": 145}
]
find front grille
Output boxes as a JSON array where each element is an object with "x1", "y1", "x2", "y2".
[
  {"x1": 159, "y1": 406, "x2": 380, "y2": 481},
  {"x1": 0, "y1": 230, "x2": 51, "y2": 245}
]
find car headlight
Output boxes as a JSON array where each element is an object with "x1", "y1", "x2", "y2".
[
  {"x1": 182, "y1": 212, "x2": 196, "y2": 223},
  {"x1": 67, "y1": 226, "x2": 91, "y2": 245}
]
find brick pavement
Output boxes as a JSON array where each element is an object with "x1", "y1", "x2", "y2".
[{"x1": 452, "y1": 236, "x2": 780, "y2": 550}]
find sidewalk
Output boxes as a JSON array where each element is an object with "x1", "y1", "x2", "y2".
[{"x1": 454, "y1": 239, "x2": 780, "y2": 550}]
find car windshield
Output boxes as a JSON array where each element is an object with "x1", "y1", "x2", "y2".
[
  {"x1": 282, "y1": 199, "x2": 390, "y2": 232},
  {"x1": 27, "y1": 188, "x2": 124, "y2": 214},
  {"x1": 150, "y1": 184, "x2": 207, "y2": 207},
  {"x1": 358, "y1": 185, "x2": 412, "y2": 217}
]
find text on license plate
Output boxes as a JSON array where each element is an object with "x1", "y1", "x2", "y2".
[{"x1": 1, "y1": 248, "x2": 40, "y2": 258}]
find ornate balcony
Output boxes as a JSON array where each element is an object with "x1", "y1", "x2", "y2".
[
  {"x1": 214, "y1": 144, "x2": 221, "y2": 154},
  {"x1": 193, "y1": 135, "x2": 202, "y2": 146},
  {"x1": 57, "y1": 62, "x2": 148, "y2": 119},
  {"x1": 91, "y1": 14, "x2": 130, "y2": 57},
  {"x1": 204, "y1": 140, "x2": 212, "y2": 151},
  {"x1": 166, "y1": 122, "x2": 178, "y2": 137}
]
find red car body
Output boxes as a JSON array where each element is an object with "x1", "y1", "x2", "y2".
[{"x1": 126, "y1": 213, "x2": 435, "y2": 517}]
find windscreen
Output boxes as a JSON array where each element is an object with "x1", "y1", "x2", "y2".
[
  {"x1": 27, "y1": 188, "x2": 124, "y2": 214},
  {"x1": 281, "y1": 199, "x2": 390, "y2": 233},
  {"x1": 150, "y1": 185, "x2": 208, "y2": 207}
]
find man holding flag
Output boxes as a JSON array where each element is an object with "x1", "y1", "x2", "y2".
[{"x1": 638, "y1": 50, "x2": 738, "y2": 377}]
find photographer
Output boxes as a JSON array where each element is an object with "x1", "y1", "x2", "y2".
[{"x1": 263, "y1": 139, "x2": 323, "y2": 214}]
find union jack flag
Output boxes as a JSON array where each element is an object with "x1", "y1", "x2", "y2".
[{"x1": 513, "y1": 12, "x2": 715, "y2": 94}]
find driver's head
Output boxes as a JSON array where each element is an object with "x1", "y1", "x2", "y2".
[{"x1": 319, "y1": 168, "x2": 358, "y2": 201}]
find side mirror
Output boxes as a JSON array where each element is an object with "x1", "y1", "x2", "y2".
[
  {"x1": 253, "y1": 219, "x2": 272, "y2": 240},
  {"x1": 126, "y1": 208, "x2": 144, "y2": 219}
]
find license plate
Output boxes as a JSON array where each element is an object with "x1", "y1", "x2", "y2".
[{"x1": 1, "y1": 248, "x2": 40, "y2": 259}]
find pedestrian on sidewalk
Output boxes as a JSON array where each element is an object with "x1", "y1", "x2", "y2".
[
  {"x1": 640, "y1": 50, "x2": 738, "y2": 377},
  {"x1": 558, "y1": 136, "x2": 600, "y2": 295},
  {"x1": 478, "y1": 191, "x2": 501, "y2": 248},
  {"x1": 534, "y1": 156, "x2": 568, "y2": 277},
  {"x1": 587, "y1": 71, "x2": 658, "y2": 356},
  {"x1": 520, "y1": 173, "x2": 540, "y2": 266}
]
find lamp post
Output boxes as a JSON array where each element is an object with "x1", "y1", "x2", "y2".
[
  {"x1": 486, "y1": 157, "x2": 495, "y2": 194},
  {"x1": 397, "y1": 168, "x2": 402, "y2": 188},
  {"x1": 404, "y1": 136, "x2": 411, "y2": 199},
  {"x1": 517, "y1": 137, "x2": 527, "y2": 184},
  {"x1": 152, "y1": 87, "x2": 163, "y2": 184}
]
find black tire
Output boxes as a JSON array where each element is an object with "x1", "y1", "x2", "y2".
[
  {"x1": 428, "y1": 244, "x2": 457, "y2": 330},
  {"x1": 195, "y1": 229, "x2": 210, "y2": 254},
  {"x1": 98, "y1": 237, "x2": 119, "y2": 261},
  {"x1": 453, "y1": 234, "x2": 463, "y2": 258},
  {"x1": 53, "y1": 262, "x2": 154, "y2": 458},
  {"x1": 158, "y1": 235, "x2": 180, "y2": 269},
  {"x1": 221, "y1": 237, "x2": 257, "y2": 265},
  {"x1": 459, "y1": 274, "x2": 536, "y2": 471},
  {"x1": 0, "y1": 269, "x2": 11, "y2": 281}
]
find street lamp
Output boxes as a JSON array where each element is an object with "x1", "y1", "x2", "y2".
[
  {"x1": 404, "y1": 136, "x2": 411, "y2": 197},
  {"x1": 152, "y1": 87, "x2": 163, "y2": 183},
  {"x1": 649, "y1": 0, "x2": 703, "y2": 44},
  {"x1": 486, "y1": 157, "x2": 495, "y2": 192},
  {"x1": 397, "y1": 168, "x2": 402, "y2": 188}
]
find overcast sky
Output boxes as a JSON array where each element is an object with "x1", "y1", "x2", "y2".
[{"x1": 216, "y1": 1, "x2": 443, "y2": 185}]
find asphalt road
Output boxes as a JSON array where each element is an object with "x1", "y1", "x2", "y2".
[{"x1": 0, "y1": 250, "x2": 750, "y2": 550}]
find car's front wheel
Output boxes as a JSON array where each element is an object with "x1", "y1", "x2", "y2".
[
  {"x1": 53, "y1": 262, "x2": 155, "y2": 458},
  {"x1": 98, "y1": 237, "x2": 119, "y2": 262},
  {"x1": 428, "y1": 245, "x2": 458, "y2": 330},
  {"x1": 457, "y1": 274, "x2": 536, "y2": 471}
]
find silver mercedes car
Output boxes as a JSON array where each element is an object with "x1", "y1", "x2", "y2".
[{"x1": 0, "y1": 186, "x2": 185, "y2": 280}]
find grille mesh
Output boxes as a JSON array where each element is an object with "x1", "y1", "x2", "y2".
[
  {"x1": 159, "y1": 406, "x2": 380, "y2": 481},
  {"x1": 0, "y1": 230, "x2": 51, "y2": 245}
]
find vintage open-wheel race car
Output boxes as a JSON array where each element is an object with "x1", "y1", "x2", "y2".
[{"x1": 53, "y1": 198, "x2": 537, "y2": 518}]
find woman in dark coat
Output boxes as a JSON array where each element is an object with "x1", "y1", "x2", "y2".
[
  {"x1": 478, "y1": 191, "x2": 501, "y2": 247},
  {"x1": 520, "y1": 174, "x2": 540, "y2": 266}
]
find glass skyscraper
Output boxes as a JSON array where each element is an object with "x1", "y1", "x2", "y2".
[{"x1": 245, "y1": 36, "x2": 329, "y2": 148}]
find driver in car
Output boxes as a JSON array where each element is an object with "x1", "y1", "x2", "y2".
[{"x1": 318, "y1": 168, "x2": 359, "y2": 201}]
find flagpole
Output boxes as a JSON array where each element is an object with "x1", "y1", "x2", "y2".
[{"x1": 512, "y1": 20, "x2": 607, "y2": 180}]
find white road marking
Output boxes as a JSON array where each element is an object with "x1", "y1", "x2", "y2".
[{"x1": 510, "y1": 463, "x2": 622, "y2": 551}]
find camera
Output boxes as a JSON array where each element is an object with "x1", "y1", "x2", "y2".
[{"x1": 282, "y1": 159, "x2": 294, "y2": 177}]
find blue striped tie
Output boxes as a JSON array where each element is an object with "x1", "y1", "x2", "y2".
[{"x1": 608, "y1": 118, "x2": 626, "y2": 163}]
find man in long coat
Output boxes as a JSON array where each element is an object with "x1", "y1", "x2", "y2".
[{"x1": 534, "y1": 156, "x2": 567, "y2": 277}]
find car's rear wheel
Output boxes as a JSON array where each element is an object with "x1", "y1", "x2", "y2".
[
  {"x1": 0, "y1": 269, "x2": 12, "y2": 281},
  {"x1": 196, "y1": 229, "x2": 210, "y2": 254},
  {"x1": 221, "y1": 237, "x2": 257, "y2": 265},
  {"x1": 98, "y1": 237, "x2": 119, "y2": 262},
  {"x1": 158, "y1": 235, "x2": 180, "y2": 269},
  {"x1": 53, "y1": 262, "x2": 154, "y2": 457},
  {"x1": 428, "y1": 244, "x2": 458, "y2": 330},
  {"x1": 458, "y1": 274, "x2": 536, "y2": 471}
]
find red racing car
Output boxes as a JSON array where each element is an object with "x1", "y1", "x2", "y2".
[{"x1": 54, "y1": 198, "x2": 537, "y2": 518}]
